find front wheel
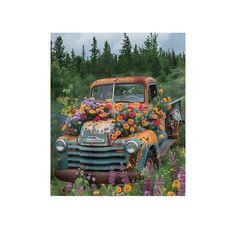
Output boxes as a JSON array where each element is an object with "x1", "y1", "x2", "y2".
[{"x1": 145, "y1": 150, "x2": 156, "y2": 172}]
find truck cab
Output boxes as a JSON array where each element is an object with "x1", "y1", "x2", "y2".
[{"x1": 55, "y1": 76, "x2": 182, "y2": 183}]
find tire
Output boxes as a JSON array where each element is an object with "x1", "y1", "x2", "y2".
[{"x1": 145, "y1": 150, "x2": 156, "y2": 173}]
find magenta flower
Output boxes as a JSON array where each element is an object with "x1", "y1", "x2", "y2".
[
  {"x1": 81, "y1": 113, "x2": 87, "y2": 120},
  {"x1": 65, "y1": 182, "x2": 73, "y2": 191},
  {"x1": 128, "y1": 112, "x2": 135, "y2": 118}
]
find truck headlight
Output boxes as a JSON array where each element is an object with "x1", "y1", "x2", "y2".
[
  {"x1": 55, "y1": 139, "x2": 67, "y2": 152},
  {"x1": 126, "y1": 141, "x2": 139, "y2": 154}
]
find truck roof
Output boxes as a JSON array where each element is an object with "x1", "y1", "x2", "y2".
[{"x1": 91, "y1": 76, "x2": 156, "y2": 88}]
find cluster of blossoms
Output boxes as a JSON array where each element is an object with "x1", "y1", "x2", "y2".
[{"x1": 60, "y1": 89, "x2": 172, "y2": 139}]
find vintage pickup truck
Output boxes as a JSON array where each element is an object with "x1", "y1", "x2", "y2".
[{"x1": 55, "y1": 76, "x2": 183, "y2": 183}]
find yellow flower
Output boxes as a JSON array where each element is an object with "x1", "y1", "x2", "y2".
[
  {"x1": 167, "y1": 97, "x2": 172, "y2": 102},
  {"x1": 116, "y1": 186, "x2": 122, "y2": 193},
  {"x1": 93, "y1": 190, "x2": 100, "y2": 196},
  {"x1": 123, "y1": 123, "x2": 130, "y2": 130},
  {"x1": 123, "y1": 184, "x2": 132, "y2": 193},
  {"x1": 106, "y1": 99, "x2": 112, "y2": 103},
  {"x1": 159, "y1": 88, "x2": 163, "y2": 94},
  {"x1": 85, "y1": 106, "x2": 91, "y2": 110},
  {"x1": 128, "y1": 119, "x2": 134, "y2": 125},
  {"x1": 172, "y1": 180, "x2": 180, "y2": 190},
  {"x1": 130, "y1": 127, "x2": 135, "y2": 132},
  {"x1": 89, "y1": 109, "x2": 95, "y2": 114},
  {"x1": 167, "y1": 191, "x2": 175, "y2": 196},
  {"x1": 162, "y1": 97, "x2": 167, "y2": 103},
  {"x1": 154, "y1": 107, "x2": 158, "y2": 114},
  {"x1": 136, "y1": 113, "x2": 141, "y2": 118},
  {"x1": 160, "y1": 134, "x2": 165, "y2": 139}
]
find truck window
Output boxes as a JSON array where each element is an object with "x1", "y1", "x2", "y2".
[
  {"x1": 92, "y1": 84, "x2": 113, "y2": 100},
  {"x1": 148, "y1": 84, "x2": 157, "y2": 102}
]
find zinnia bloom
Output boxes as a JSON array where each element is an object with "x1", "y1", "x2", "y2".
[
  {"x1": 123, "y1": 123, "x2": 129, "y2": 130},
  {"x1": 141, "y1": 120, "x2": 148, "y2": 127},
  {"x1": 106, "y1": 103, "x2": 112, "y2": 109},
  {"x1": 167, "y1": 191, "x2": 175, "y2": 196},
  {"x1": 123, "y1": 184, "x2": 132, "y2": 193},
  {"x1": 151, "y1": 114, "x2": 158, "y2": 119},
  {"x1": 128, "y1": 112, "x2": 135, "y2": 118},
  {"x1": 121, "y1": 113, "x2": 126, "y2": 119},
  {"x1": 128, "y1": 119, "x2": 134, "y2": 125},
  {"x1": 81, "y1": 113, "x2": 87, "y2": 120},
  {"x1": 130, "y1": 127, "x2": 135, "y2": 132},
  {"x1": 116, "y1": 115, "x2": 123, "y2": 122},
  {"x1": 115, "y1": 130, "x2": 121, "y2": 136},
  {"x1": 116, "y1": 186, "x2": 122, "y2": 193},
  {"x1": 172, "y1": 180, "x2": 180, "y2": 190},
  {"x1": 116, "y1": 104, "x2": 123, "y2": 112},
  {"x1": 136, "y1": 113, "x2": 141, "y2": 118},
  {"x1": 111, "y1": 133, "x2": 118, "y2": 140}
]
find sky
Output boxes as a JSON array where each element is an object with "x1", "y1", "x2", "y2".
[{"x1": 51, "y1": 33, "x2": 185, "y2": 58}]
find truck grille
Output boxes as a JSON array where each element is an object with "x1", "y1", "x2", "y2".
[{"x1": 67, "y1": 144, "x2": 128, "y2": 171}]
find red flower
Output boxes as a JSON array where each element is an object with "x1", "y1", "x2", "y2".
[
  {"x1": 152, "y1": 120, "x2": 159, "y2": 126},
  {"x1": 68, "y1": 128, "x2": 73, "y2": 133},
  {"x1": 122, "y1": 113, "x2": 126, "y2": 119},
  {"x1": 128, "y1": 104, "x2": 134, "y2": 110},
  {"x1": 94, "y1": 116, "x2": 101, "y2": 122},
  {"x1": 106, "y1": 103, "x2": 112, "y2": 109},
  {"x1": 139, "y1": 104, "x2": 144, "y2": 111},
  {"x1": 81, "y1": 113, "x2": 87, "y2": 120}
]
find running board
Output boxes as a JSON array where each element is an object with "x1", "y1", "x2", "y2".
[{"x1": 159, "y1": 139, "x2": 177, "y2": 157}]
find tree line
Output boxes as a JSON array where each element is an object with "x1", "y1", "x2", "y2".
[{"x1": 51, "y1": 33, "x2": 185, "y2": 99}]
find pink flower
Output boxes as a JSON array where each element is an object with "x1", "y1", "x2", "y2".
[
  {"x1": 106, "y1": 103, "x2": 112, "y2": 109},
  {"x1": 152, "y1": 120, "x2": 159, "y2": 126},
  {"x1": 128, "y1": 104, "x2": 134, "y2": 110},
  {"x1": 81, "y1": 113, "x2": 87, "y2": 120},
  {"x1": 128, "y1": 112, "x2": 135, "y2": 118},
  {"x1": 139, "y1": 104, "x2": 145, "y2": 111},
  {"x1": 94, "y1": 116, "x2": 100, "y2": 122}
]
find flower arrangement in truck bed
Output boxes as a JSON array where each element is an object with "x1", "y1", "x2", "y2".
[{"x1": 58, "y1": 88, "x2": 172, "y2": 139}]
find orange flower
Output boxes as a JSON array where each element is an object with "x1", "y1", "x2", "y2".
[
  {"x1": 111, "y1": 133, "x2": 118, "y2": 140},
  {"x1": 116, "y1": 186, "x2": 122, "y2": 193},
  {"x1": 130, "y1": 127, "x2": 135, "y2": 132},
  {"x1": 123, "y1": 184, "x2": 132, "y2": 193},
  {"x1": 123, "y1": 123, "x2": 129, "y2": 130},
  {"x1": 95, "y1": 108, "x2": 100, "y2": 114},
  {"x1": 151, "y1": 114, "x2": 158, "y2": 119},
  {"x1": 142, "y1": 109, "x2": 148, "y2": 115},
  {"x1": 116, "y1": 115, "x2": 123, "y2": 122},
  {"x1": 160, "y1": 125, "x2": 165, "y2": 131},
  {"x1": 128, "y1": 119, "x2": 134, "y2": 125},
  {"x1": 115, "y1": 130, "x2": 121, "y2": 136},
  {"x1": 141, "y1": 120, "x2": 148, "y2": 127},
  {"x1": 154, "y1": 107, "x2": 158, "y2": 113},
  {"x1": 162, "y1": 97, "x2": 168, "y2": 103},
  {"x1": 116, "y1": 104, "x2": 123, "y2": 112},
  {"x1": 61, "y1": 124, "x2": 67, "y2": 131},
  {"x1": 172, "y1": 180, "x2": 180, "y2": 190},
  {"x1": 167, "y1": 191, "x2": 175, "y2": 196}
]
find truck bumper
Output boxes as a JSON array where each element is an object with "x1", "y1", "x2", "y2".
[{"x1": 55, "y1": 169, "x2": 140, "y2": 184}]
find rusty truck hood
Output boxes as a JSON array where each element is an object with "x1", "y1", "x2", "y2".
[{"x1": 79, "y1": 119, "x2": 116, "y2": 146}]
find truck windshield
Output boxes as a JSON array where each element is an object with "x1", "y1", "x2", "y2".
[{"x1": 92, "y1": 83, "x2": 144, "y2": 103}]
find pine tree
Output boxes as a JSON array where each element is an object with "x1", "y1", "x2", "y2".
[
  {"x1": 89, "y1": 37, "x2": 100, "y2": 74},
  {"x1": 119, "y1": 33, "x2": 132, "y2": 72},
  {"x1": 52, "y1": 36, "x2": 66, "y2": 68},
  {"x1": 100, "y1": 41, "x2": 114, "y2": 76}
]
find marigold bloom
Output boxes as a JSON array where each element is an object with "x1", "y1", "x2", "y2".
[
  {"x1": 123, "y1": 184, "x2": 132, "y2": 193},
  {"x1": 115, "y1": 130, "x2": 121, "y2": 136},
  {"x1": 111, "y1": 133, "x2": 118, "y2": 140},
  {"x1": 116, "y1": 186, "x2": 122, "y2": 193},
  {"x1": 106, "y1": 99, "x2": 112, "y2": 103},
  {"x1": 85, "y1": 106, "x2": 91, "y2": 110},
  {"x1": 172, "y1": 180, "x2": 180, "y2": 190},
  {"x1": 123, "y1": 123, "x2": 129, "y2": 130},
  {"x1": 162, "y1": 97, "x2": 168, "y2": 103},
  {"x1": 159, "y1": 88, "x2": 163, "y2": 94},
  {"x1": 141, "y1": 120, "x2": 148, "y2": 127},
  {"x1": 116, "y1": 104, "x2": 123, "y2": 112},
  {"x1": 167, "y1": 191, "x2": 175, "y2": 196},
  {"x1": 116, "y1": 115, "x2": 123, "y2": 122},
  {"x1": 128, "y1": 118, "x2": 134, "y2": 125}
]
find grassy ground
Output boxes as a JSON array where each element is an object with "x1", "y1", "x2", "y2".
[{"x1": 51, "y1": 70, "x2": 185, "y2": 196}]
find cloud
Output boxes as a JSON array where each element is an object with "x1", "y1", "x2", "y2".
[{"x1": 51, "y1": 33, "x2": 185, "y2": 57}]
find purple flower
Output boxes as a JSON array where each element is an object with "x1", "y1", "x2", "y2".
[
  {"x1": 144, "y1": 177, "x2": 152, "y2": 195},
  {"x1": 76, "y1": 186, "x2": 82, "y2": 193},
  {"x1": 65, "y1": 182, "x2": 73, "y2": 191},
  {"x1": 144, "y1": 191, "x2": 151, "y2": 196},
  {"x1": 177, "y1": 167, "x2": 185, "y2": 196},
  {"x1": 91, "y1": 177, "x2": 96, "y2": 182},
  {"x1": 91, "y1": 183, "x2": 97, "y2": 191},
  {"x1": 108, "y1": 169, "x2": 116, "y2": 185},
  {"x1": 153, "y1": 176, "x2": 165, "y2": 196}
]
